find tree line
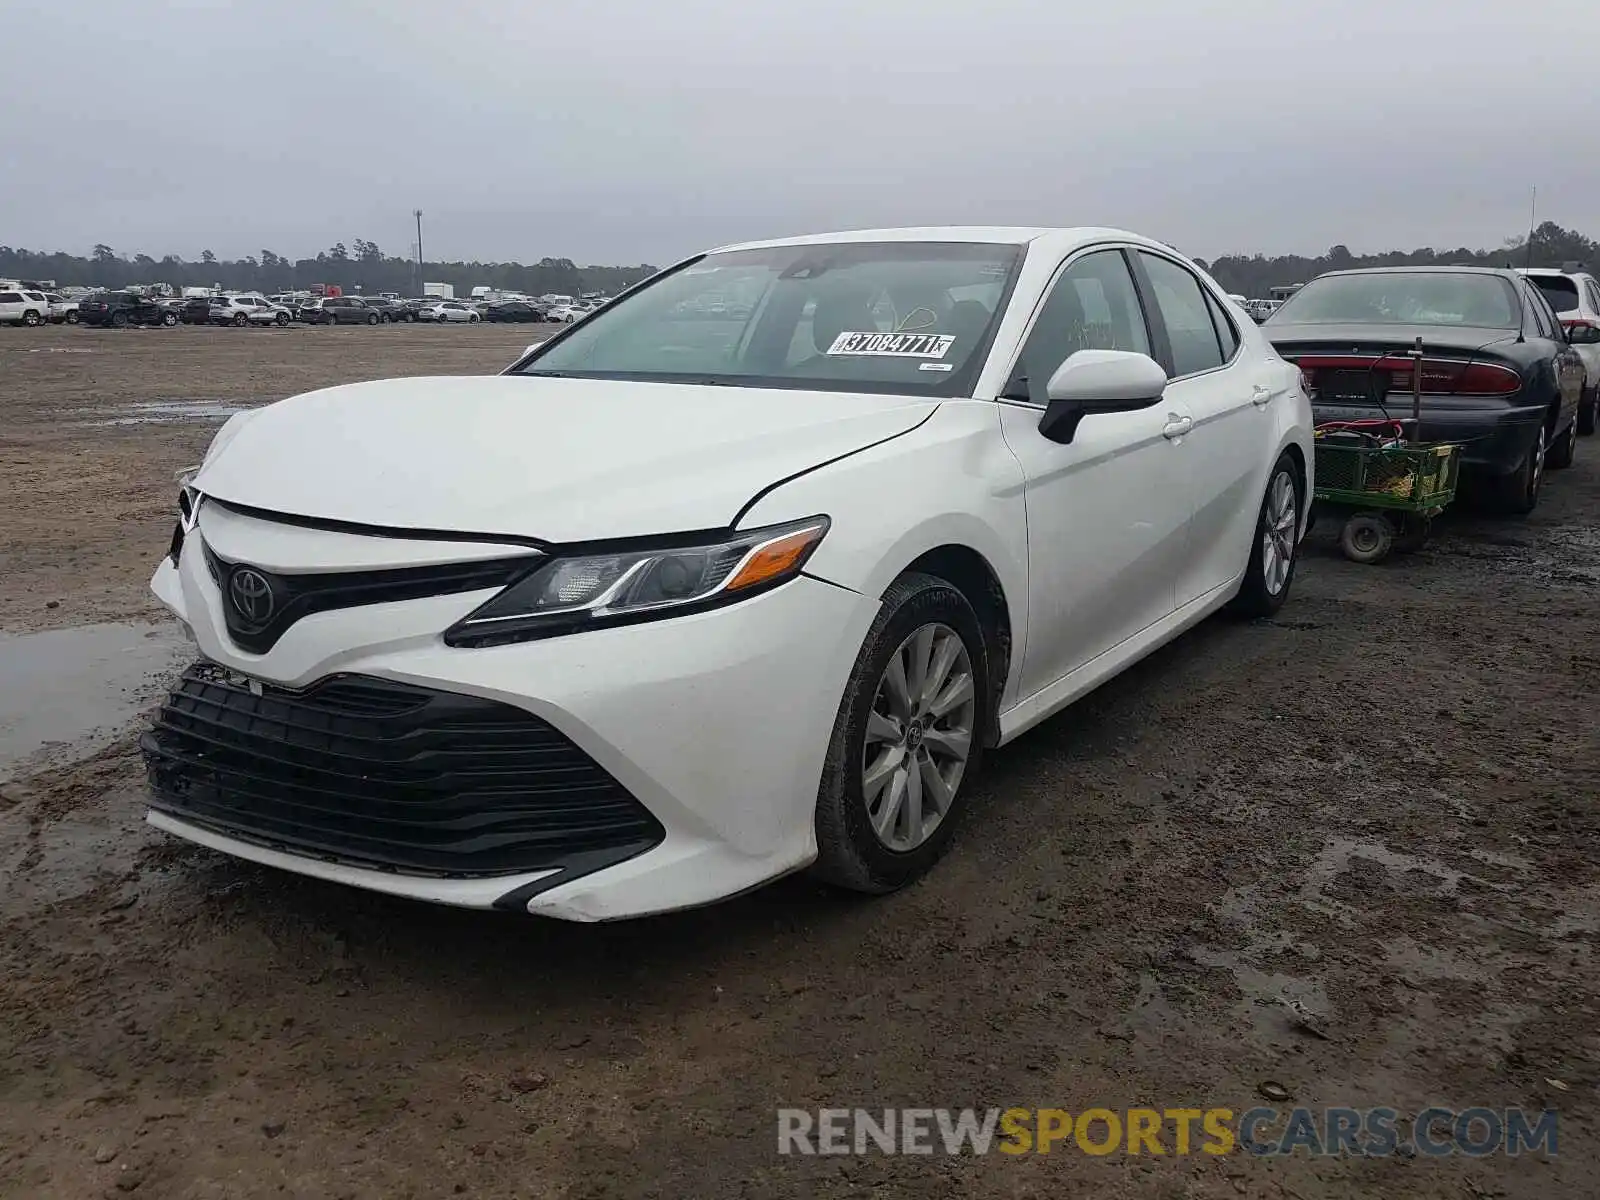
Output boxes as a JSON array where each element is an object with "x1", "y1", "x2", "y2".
[
  {"x1": 3, "y1": 220, "x2": 1597, "y2": 302},
  {"x1": 0, "y1": 239, "x2": 658, "y2": 298},
  {"x1": 1196, "y1": 221, "x2": 1598, "y2": 299}
]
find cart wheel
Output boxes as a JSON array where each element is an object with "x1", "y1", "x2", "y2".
[
  {"x1": 1394, "y1": 515, "x2": 1431, "y2": 554},
  {"x1": 1340, "y1": 512, "x2": 1394, "y2": 564}
]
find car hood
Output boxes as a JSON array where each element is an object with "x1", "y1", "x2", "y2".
[{"x1": 193, "y1": 375, "x2": 936, "y2": 541}]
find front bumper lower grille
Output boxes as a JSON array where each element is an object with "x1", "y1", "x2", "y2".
[{"x1": 141, "y1": 662, "x2": 664, "y2": 878}]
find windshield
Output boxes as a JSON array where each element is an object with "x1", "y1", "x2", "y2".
[
  {"x1": 1271, "y1": 272, "x2": 1517, "y2": 329},
  {"x1": 515, "y1": 241, "x2": 1021, "y2": 395},
  {"x1": 1528, "y1": 275, "x2": 1579, "y2": 316}
]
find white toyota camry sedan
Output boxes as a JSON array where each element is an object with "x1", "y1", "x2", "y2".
[{"x1": 144, "y1": 227, "x2": 1312, "y2": 921}]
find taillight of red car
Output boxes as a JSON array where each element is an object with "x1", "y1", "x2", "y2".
[{"x1": 1287, "y1": 355, "x2": 1520, "y2": 396}]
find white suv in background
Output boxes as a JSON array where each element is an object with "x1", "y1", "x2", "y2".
[
  {"x1": 1521, "y1": 267, "x2": 1600, "y2": 434},
  {"x1": 0, "y1": 287, "x2": 52, "y2": 327},
  {"x1": 211, "y1": 295, "x2": 292, "y2": 328}
]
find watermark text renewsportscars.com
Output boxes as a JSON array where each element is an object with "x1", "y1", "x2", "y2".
[{"x1": 777, "y1": 1107, "x2": 1558, "y2": 1157}]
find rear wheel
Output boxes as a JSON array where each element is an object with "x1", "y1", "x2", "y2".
[
  {"x1": 1492, "y1": 424, "x2": 1545, "y2": 515},
  {"x1": 1231, "y1": 452, "x2": 1301, "y2": 616},
  {"x1": 812, "y1": 573, "x2": 988, "y2": 893},
  {"x1": 110, "y1": 311, "x2": 129, "y2": 329},
  {"x1": 1548, "y1": 414, "x2": 1578, "y2": 470},
  {"x1": 232, "y1": 312, "x2": 247, "y2": 327}
]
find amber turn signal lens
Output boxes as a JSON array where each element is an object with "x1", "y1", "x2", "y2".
[{"x1": 724, "y1": 524, "x2": 827, "y2": 592}]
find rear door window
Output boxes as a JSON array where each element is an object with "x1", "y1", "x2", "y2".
[
  {"x1": 1529, "y1": 275, "x2": 1580, "y2": 316},
  {"x1": 1138, "y1": 252, "x2": 1225, "y2": 377}
]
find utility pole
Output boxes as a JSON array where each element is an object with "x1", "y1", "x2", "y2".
[
  {"x1": 1524, "y1": 187, "x2": 1537, "y2": 269},
  {"x1": 414, "y1": 209, "x2": 424, "y2": 294}
]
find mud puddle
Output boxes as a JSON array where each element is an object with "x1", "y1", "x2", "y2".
[
  {"x1": 0, "y1": 622, "x2": 189, "y2": 782},
  {"x1": 77, "y1": 398, "x2": 260, "y2": 427}
]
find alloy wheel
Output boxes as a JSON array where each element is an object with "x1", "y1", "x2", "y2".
[
  {"x1": 1529, "y1": 426, "x2": 1546, "y2": 502},
  {"x1": 1261, "y1": 469, "x2": 1297, "y2": 595},
  {"x1": 861, "y1": 622, "x2": 976, "y2": 852}
]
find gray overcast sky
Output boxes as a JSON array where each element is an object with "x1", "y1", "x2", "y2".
[{"x1": 4, "y1": 0, "x2": 1597, "y2": 266}]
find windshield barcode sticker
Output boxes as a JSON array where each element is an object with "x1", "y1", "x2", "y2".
[{"x1": 826, "y1": 331, "x2": 956, "y2": 359}]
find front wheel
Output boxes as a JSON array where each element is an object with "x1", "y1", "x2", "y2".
[
  {"x1": 1230, "y1": 452, "x2": 1302, "y2": 616},
  {"x1": 275, "y1": 312, "x2": 289, "y2": 327},
  {"x1": 1493, "y1": 425, "x2": 1545, "y2": 514},
  {"x1": 162, "y1": 312, "x2": 178, "y2": 327},
  {"x1": 367, "y1": 313, "x2": 380, "y2": 325},
  {"x1": 65, "y1": 311, "x2": 79, "y2": 325},
  {"x1": 326, "y1": 313, "x2": 338, "y2": 326},
  {"x1": 1579, "y1": 385, "x2": 1598, "y2": 437},
  {"x1": 22, "y1": 310, "x2": 42, "y2": 327},
  {"x1": 403, "y1": 312, "x2": 416, "y2": 323},
  {"x1": 811, "y1": 572, "x2": 988, "y2": 894},
  {"x1": 469, "y1": 313, "x2": 480, "y2": 323}
]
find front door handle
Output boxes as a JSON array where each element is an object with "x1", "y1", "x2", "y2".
[{"x1": 1161, "y1": 414, "x2": 1193, "y2": 440}]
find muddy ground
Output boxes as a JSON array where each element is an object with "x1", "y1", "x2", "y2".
[{"x1": 1, "y1": 323, "x2": 1597, "y2": 1199}]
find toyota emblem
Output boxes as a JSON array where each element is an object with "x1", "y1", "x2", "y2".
[{"x1": 228, "y1": 567, "x2": 276, "y2": 624}]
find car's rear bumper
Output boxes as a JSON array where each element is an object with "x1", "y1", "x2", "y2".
[{"x1": 1312, "y1": 400, "x2": 1543, "y2": 475}]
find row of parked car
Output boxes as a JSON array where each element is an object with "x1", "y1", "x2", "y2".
[{"x1": 0, "y1": 288, "x2": 604, "y2": 329}]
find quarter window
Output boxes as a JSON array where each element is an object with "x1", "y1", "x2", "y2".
[
  {"x1": 1138, "y1": 252, "x2": 1225, "y2": 377},
  {"x1": 1205, "y1": 290, "x2": 1239, "y2": 360},
  {"x1": 1005, "y1": 250, "x2": 1150, "y2": 405},
  {"x1": 0, "y1": 292, "x2": 20, "y2": 303}
]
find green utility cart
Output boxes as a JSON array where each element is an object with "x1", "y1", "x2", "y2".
[{"x1": 1312, "y1": 433, "x2": 1461, "y2": 563}]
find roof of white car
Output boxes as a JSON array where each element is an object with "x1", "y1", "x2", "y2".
[{"x1": 710, "y1": 226, "x2": 1172, "y2": 255}]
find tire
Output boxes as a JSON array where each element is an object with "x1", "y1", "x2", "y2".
[
  {"x1": 110, "y1": 312, "x2": 129, "y2": 329},
  {"x1": 275, "y1": 313, "x2": 289, "y2": 328},
  {"x1": 367, "y1": 313, "x2": 379, "y2": 325},
  {"x1": 469, "y1": 314, "x2": 480, "y2": 323},
  {"x1": 1339, "y1": 512, "x2": 1395, "y2": 564},
  {"x1": 162, "y1": 312, "x2": 178, "y2": 327},
  {"x1": 22, "y1": 310, "x2": 42, "y2": 327},
  {"x1": 1230, "y1": 452, "x2": 1302, "y2": 616},
  {"x1": 231, "y1": 313, "x2": 247, "y2": 327},
  {"x1": 404, "y1": 313, "x2": 416, "y2": 323},
  {"x1": 65, "y1": 311, "x2": 79, "y2": 325},
  {"x1": 1548, "y1": 414, "x2": 1577, "y2": 470},
  {"x1": 326, "y1": 313, "x2": 338, "y2": 326},
  {"x1": 1580, "y1": 385, "x2": 1598, "y2": 437},
  {"x1": 811, "y1": 572, "x2": 989, "y2": 894},
  {"x1": 1493, "y1": 424, "x2": 1546, "y2": 514}
]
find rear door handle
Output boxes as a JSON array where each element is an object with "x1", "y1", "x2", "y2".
[
  {"x1": 1252, "y1": 384, "x2": 1274, "y2": 407},
  {"x1": 1161, "y1": 414, "x2": 1193, "y2": 440}
]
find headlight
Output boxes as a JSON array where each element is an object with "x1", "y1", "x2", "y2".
[{"x1": 443, "y1": 517, "x2": 829, "y2": 647}]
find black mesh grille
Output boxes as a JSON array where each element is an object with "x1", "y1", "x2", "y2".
[
  {"x1": 141, "y1": 662, "x2": 664, "y2": 877},
  {"x1": 203, "y1": 545, "x2": 538, "y2": 654}
]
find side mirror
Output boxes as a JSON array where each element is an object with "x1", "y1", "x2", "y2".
[
  {"x1": 1565, "y1": 322, "x2": 1600, "y2": 345},
  {"x1": 1038, "y1": 350, "x2": 1169, "y2": 444}
]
